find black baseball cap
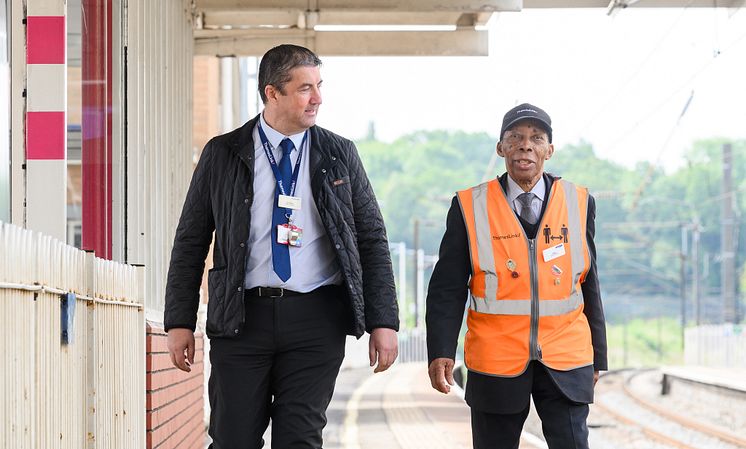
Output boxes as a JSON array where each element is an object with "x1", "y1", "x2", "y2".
[{"x1": 500, "y1": 103, "x2": 553, "y2": 143}]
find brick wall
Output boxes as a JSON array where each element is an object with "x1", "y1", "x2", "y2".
[
  {"x1": 192, "y1": 56, "x2": 220, "y2": 153},
  {"x1": 192, "y1": 56, "x2": 220, "y2": 306},
  {"x1": 146, "y1": 322, "x2": 206, "y2": 449}
]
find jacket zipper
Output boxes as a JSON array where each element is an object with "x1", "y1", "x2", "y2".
[{"x1": 528, "y1": 239, "x2": 541, "y2": 361}]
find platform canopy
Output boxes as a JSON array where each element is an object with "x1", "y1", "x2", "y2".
[{"x1": 193, "y1": 0, "x2": 735, "y2": 57}]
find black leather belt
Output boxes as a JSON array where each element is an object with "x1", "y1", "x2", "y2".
[
  {"x1": 245, "y1": 287, "x2": 300, "y2": 298},
  {"x1": 245, "y1": 284, "x2": 341, "y2": 298}
]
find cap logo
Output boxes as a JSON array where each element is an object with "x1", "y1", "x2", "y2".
[{"x1": 516, "y1": 108, "x2": 537, "y2": 114}]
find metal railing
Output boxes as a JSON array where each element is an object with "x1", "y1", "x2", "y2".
[
  {"x1": 398, "y1": 328, "x2": 428, "y2": 363},
  {"x1": 0, "y1": 222, "x2": 145, "y2": 449},
  {"x1": 341, "y1": 328, "x2": 429, "y2": 371},
  {"x1": 685, "y1": 324, "x2": 746, "y2": 367}
]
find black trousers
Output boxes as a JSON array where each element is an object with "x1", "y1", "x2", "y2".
[
  {"x1": 471, "y1": 363, "x2": 589, "y2": 449},
  {"x1": 208, "y1": 286, "x2": 347, "y2": 449}
]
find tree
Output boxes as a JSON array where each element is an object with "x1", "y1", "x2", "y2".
[{"x1": 355, "y1": 131, "x2": 745, "y2": 323}]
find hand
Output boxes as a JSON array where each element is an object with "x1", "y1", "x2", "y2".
[
  {"x1": 593, "y1": 370, "x2": 600, "y2": 386},
  {"x1": 369, "y1": 328, "x2": 398, "y2": 373},
  {"x1": 428, "y1": 358, "x2": 455, "y2": 394},
  {"x1": 167, "y1": 328, "x2": 195, "y2": 372}
]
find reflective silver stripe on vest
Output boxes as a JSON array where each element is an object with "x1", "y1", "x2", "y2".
[
  {"x1": 470, "y1": 292, "x2": 583, "y2": 316},
  {"x1": 471, "y1": 183, "x2": 498, "y2": 303},
  {"x1": 561, "y1": 180, "x2": 585, "y2": 299},
  {"x1": 468, "y1": 180, "x2": 586, "y2": 317}
]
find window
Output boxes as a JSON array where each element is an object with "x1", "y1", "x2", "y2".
[
  {"x1": 68, "y1": 0, "x2": 122, "y2": 254},
  {"x1": 0, "y1": 0, "x2": 10, "y2": 222}
]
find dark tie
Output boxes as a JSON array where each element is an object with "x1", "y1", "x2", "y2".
[
  {"x1": 271, "y1": 138, "x2": 294, "y2": 281},
  {"x1": 516, "y1": 192, "x2": 537, "y2": 224}
]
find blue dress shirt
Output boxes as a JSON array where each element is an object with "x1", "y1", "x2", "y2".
[{"x1": 244, "y1": 114, "x2": 342, "y2": 291}]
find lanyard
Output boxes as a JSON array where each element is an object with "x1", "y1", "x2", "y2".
[{"x1": 257, "y1": 123, "x2": 308, "y2": 198}]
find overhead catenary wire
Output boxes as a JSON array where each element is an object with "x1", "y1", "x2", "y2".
[
  {"x1": 617, "y1": 24, "x2": 746, "y2": 212},
  {"x1": 594, "y1": 184, "x2": 745, "y2": 207},
  {"x1": 604, "y1": 23, "x2": 746, "y2": 155},
  {"x1": 629, "y1": 90, "x2": 695, "y2": 212},
  {"x1": 578, "y1": 2, "x2": 694, "y2": 137}
]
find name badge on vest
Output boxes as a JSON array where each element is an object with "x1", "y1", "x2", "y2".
[{"x1": 542, "y1": 243, "x2": 566, "y2": 262}]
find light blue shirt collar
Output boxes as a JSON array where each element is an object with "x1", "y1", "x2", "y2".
[
  {"x1": 506, "y1": 174, "x2": 545, "y2": 208},
  {"x1": 259, "y1": 113, "x2": 306, "y2": 153}
]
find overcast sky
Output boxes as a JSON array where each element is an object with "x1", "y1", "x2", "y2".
[{"x1": 310, "y1": 7, "x2": 746, "y2": 170}]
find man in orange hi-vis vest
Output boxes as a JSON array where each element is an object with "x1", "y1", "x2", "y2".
[{"x1": 426, "y1": 103, "x2": 607, "y2": 449}]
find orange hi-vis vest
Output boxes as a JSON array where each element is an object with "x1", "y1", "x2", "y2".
[{"x1": 456, "y1": 178, "x2": 593, "y2": 377}]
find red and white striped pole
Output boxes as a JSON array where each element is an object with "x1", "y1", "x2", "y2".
[{"x1": 25, "y1": 1, "x2": 66, "y2": 241}]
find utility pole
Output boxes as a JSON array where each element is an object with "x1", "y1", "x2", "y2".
[
  {"x1": 680, "y1": 225, "x2": 688, "y2": 348},
  {"x1": 412, "y1": 218, "x2": 443, "y2": 327},
  {"x1": 416, "y1": 249, "x2": 425, "y2": 327},
  {"x1": 623, "y1": 298, "x2": 629, "y2": 367},
  {"x1": 398, "y1": 242, "x2": 407, "y2": 327},
  {"x1": 692, "y1": 221, "x2": 701, "y2": 325},
  {"x1": 721, "y1": 143, "x2": 737, "y2": 323},
  {"x1": 413, "y1": 218, "x2": 420, "y2": 327}
]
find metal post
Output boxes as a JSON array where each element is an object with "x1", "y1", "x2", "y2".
[
  {"x1": 692, "y1": 222, "x2": 700, "y2": 325},
  {"x1": 10, "y1": 0, "x2": 26, "y2": 226},
  {"x1": 623, "y1": 312, "x2": 628, "y2": 367},
  {"x1": 238, "y1": 58, "x2": 249, "y2": 123},
  {"x1": 398, "y1": 242, "x2": 407, "y2": 327},
  {"x1": 220, "y1": 57, "x2": 235, "y2": 133},
  {"x1": 416, "y1": 249, "x2": 425, "y2": 328},
  {"x1": 81, "y1": 0, "x2": 112, "y2": 257},
  {"x1": 680, "y1": 225, "x2": 687, "y2": 349},
  {"x1": 413, "y1": 218, "x2": 420, "y2": 327},
  {"x1": 721, "y1": 143, "x2": 737, "y2": 323},
  {"x1": 255, "y1": 57, "x2": 262, "y2": 116}
]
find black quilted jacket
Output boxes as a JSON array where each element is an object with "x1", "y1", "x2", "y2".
[{"x1": 164, "y1": 115, "x2": 399, "y2": 338}]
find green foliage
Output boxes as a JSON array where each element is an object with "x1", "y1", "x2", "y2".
[
  {"x1": 606, "y1": 318, "x2": 684, "y2": 367},
  {"x1": 357, "y1": 130, "x2": 495, "y2": 252},
  {"x1": 548, "y1": 140, "x2": 629, "y2": 190},
  {"x1": 355, "y1": 130, "x2": 746, "y2": 324}
]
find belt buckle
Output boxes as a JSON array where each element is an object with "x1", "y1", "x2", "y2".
[{"x1": 259, "y1": 287, "x2": 283, "y2": 298}]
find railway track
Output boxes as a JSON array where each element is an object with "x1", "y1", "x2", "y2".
[{"x1": 594, "y1": 370, "x2": 746, "y2": 449}]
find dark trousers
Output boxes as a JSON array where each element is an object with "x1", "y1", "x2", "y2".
[
  {"x1": 471, "y1": 364, "x2": 589, "y2": 449},
  {"x1": 208, "y1": 287, "x2": 347, "y2": 449}
]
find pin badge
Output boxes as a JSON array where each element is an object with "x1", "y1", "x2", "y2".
[
  {"x1": 551, "y1": 265, "x2": 563, "y2": 276},
  {"x1": 506, "y1": 259, "x2": 517, "y2": 271},
  {"x1": 554, "y1": 278, "x2": 561, "y2": 286},
  {"x1": 511, "y1": 271, "x2": 519, "y2": 278}
]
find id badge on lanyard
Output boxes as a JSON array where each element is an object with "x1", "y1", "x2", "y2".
[
  {"x1": 277, "y1": 222, "x2": 303, "y2": 247},
  {"x1": 258, "y1": 123, "x2": 307, "y2": 247}
]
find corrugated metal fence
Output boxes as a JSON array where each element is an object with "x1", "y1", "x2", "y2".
[
  {"x1": 126, "y1": 0, "x2": 194, "y2": 319},
  {"x1": 685, "y1": 324, "x2": 746, "y2": 367},
  {"x1": 398, "y1": 328, "x2": 428, "y2": 363},
  {"x1": 0, "y1": 222, "x2": 145, "y2": 448}
]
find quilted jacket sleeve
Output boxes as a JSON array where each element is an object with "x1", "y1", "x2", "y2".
[
  {"x1": 346, "y1": 141, "x2": 399, "y2": 332},
  {"x1": 164, "y1": 141, "x2": 216, "y2": 332}
]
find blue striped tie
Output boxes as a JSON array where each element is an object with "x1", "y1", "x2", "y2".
[{"x1": 271, "y1": 138, "x2": 294, "y2": 281}]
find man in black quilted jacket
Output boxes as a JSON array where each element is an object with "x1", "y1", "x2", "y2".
[{"x1": 164, "y1": 44, "x2": 399, "y2": 449}]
